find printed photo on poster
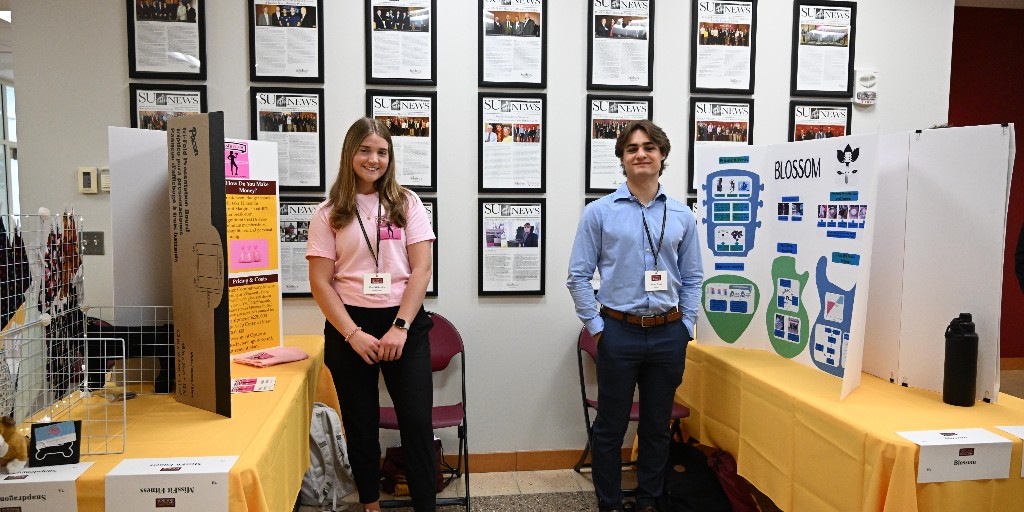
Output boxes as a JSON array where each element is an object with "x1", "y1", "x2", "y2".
[
  {"x1": 479, "y1": 93, "x2": 546, "y2": 192},
  {"x1": 250, "y1": 87, "x2": 326, "y2": 192},
  {"x1": 689, "y1": 0, "x2": 757, "y2": 94},
  {"x1": 422, "y1": 197, "x2": 438, "y2": 296},
  {"x1": 366, "y1": 0, "x2": 436, "y2": 85},
  {"x1": 688, "y1": 96, "x2": 754, "y2": 194},
  {"x1": 129, "y1": 83, "x2": 206, "y2": 131},
  {"x1": 587, "y1": 0, "x2": 654, "y2": 91},
  {"x1": 790, "y1": 0, "x2": 857, "y2": 97},
  {"x1": 249, "y1": 0, "x2": 324, "y2": 82},
  {"x1": 366, "y1": 89, "x2": 437, "y2": 192},
  {"x1": 479, "y1": 198, "x2": 545, "y2": 296},
  {"x1": 126, "y1": 0, "x2": 206, "y2": 79},
  {"x1": 279, "y1": 197, "x2": 320, "y2": 297},
  {"x1": 479, "y1": 0, "x2": 546, "y2": 88},
  {"x1": 586, "y1": 94, "x2": 653, "y2": 193},
  {"x1": 788, "y1": 101, "x2": 851, "y2": 142}
]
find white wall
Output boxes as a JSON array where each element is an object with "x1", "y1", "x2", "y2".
[{"x1": 12, "y1": 0, "x2": 955, "y2": 454}]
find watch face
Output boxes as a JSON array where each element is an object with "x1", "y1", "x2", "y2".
[{"x1": 394, "y1": 318, "x2": 408, "y2": 329}]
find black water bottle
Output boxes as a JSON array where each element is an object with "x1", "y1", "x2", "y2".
[{"x1": 942, "y1": 313, "x2": 979, "y2": 407}]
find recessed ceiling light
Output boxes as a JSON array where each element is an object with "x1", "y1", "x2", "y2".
[{"x1": 0, "y1": 12, "x2": 11, "y2": 24}]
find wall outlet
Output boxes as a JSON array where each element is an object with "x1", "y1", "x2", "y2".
[{"x1": 81, "y1": 231, "x2": 104, "y2": 255}]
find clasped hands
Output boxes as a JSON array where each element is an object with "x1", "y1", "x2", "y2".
[{"x1": 348, "y1": 327, "x2": 407, "y2": 364}]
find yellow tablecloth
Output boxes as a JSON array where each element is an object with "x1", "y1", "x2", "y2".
[
  {"x1": 676, "y1": 342, "x2": 1024, "y2": 512},
  {"x1": 74, "y1": 335, "x2": 324, "y2": 512}
]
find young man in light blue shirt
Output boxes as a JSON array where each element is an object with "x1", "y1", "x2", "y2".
[{"x1": 567, "y1": 119, "x2": 703, "y2": 512}]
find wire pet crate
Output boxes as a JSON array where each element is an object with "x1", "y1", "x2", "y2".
[{"x1": 83, "y1": 306, "x2": 174, "y2": 396}]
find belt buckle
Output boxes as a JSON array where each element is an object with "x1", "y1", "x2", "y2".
[{"x1": 640, "y1": 314, "x2": 657, "y2": 328}]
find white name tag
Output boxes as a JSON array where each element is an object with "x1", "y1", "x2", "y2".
[
  {"x1": 363, "y1": 273, "x2": 392, "y2": 295},
  {"x1": 645, "y1": 270, "x2": 668, "y2": 291}
]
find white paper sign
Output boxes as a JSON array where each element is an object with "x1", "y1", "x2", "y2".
[
  {"x1": 896, "y1": 428, "x2": 1012, "y2": 483},
  {"x1": 995, "y1": 426, "x2": 1024, "y2": 477},
  {"x1": 0, "y1": 462, "x2": 93, "y2": 511},
  {"x1": 105, "y1": 456, "x2": 239, "y2": 511}
]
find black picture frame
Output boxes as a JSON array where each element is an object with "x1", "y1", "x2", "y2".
[
  {"x1": 422, "y1": 196, "x2": 438, "y2": 297},
  {"x1": 688, "y1": 96, "x2": 755, "y2": 194},
  {"x1": 250, "y1": 87, "x2": 327, "y2": 193},
  {"x1": 689, "y1": 0, "x2": 757, "y2": 95},
  {"x1": 790, "y1": 0, "x2": 858, "y2": 98},
  {"x1": 279, "y1": 196, "x2": 322, "y2": 298},
  {"x1": 129, "y1": 83, "x2": 208, "y2": 130},
  {"x1": 247, "y1": 0, "x2": 325, "y2": 83},
  {"x1": 587, "y1": 0, "x2": 655, "y2": 91},
  {"x1": 585, "y1": 93, "x2": 653, "y2": 194},
  {"x1": 365, "y1": 89, "x2": 438, "y2": 192},
  {"x1": 478, "y1": 198, "x2": 546, "y2": 296},
  {"x1": 788, "y1": 100, "x2": 852, "y2": 142},
  {"x1": 478, "y1": 0, "x2": 547, "y2": 88},
  {"x1": 126, "y1": 0, "x2": 206, "y2": 80},
  {"x1": 366, "y1": 0, "x2": 437, "y2": 86},
  {"x1": 478, "y1": 92, "x2": 547, "y2": 193}
]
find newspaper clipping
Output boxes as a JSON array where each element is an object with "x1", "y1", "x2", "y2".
[
  {"x1": 368, "y1": 93, "x2": 434, "y2": 189},
  {"x1": 131, "y1": 0, "x2": 201, "y2": 75},
  {"x1": 792, "y1": 104, "x2": 848, "y2": 141},
  {"x1": 588, "y1": 97, "x2": 651, "y2": 191},
  {"x1": 591, "y1": 0, "x2": 651, "y2": 88},
  {"x1": 481, "y1": 96, "x2": 544, "y2": 190},
  {"x1": 252, "y1": 1, "x2": 320, "y2": 79},
  {"x1": 278, "y1": 199, "x2": 318, "y2": 295},
  {"x1": 422, "y1": 198, "x2": 437, "y2": 296},
  {"x1": 795, "y1": 4, "x2": 853, "y2": 93},
  {"x1": 480, "y1": 200, "x2": 544, "y2": 295},
  {"x1": 370, "y1": 0, "x2": 433, "y2": 81},
  {"x1": 693, "y1": 1, "x2": 754, "y2": 92},
  {"x1": 693, "y1": 100, "x2": 751, "y2": 146},
  {"x1": 254, "y1": 90, "x2": 323, "y2": 189},
  {"x1": 482, "y1": 0, "x2": 544, "y2": 85},
  {"x1": 133, "y1": 87, "x2": 203, "y2": 131}
]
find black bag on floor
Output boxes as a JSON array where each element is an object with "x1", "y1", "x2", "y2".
[{"x1": 657, "y1": 421, "x2": 731, "y2": 512}]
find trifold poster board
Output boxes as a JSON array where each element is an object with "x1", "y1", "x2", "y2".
[
  {"x1": 0, "y1": 462, "x2": 93, "y2": 511},
  {"x1": 694, "y1": 134, "x2": 879, "y2": 399},
  {"x1": 105, "y1": 456, "x2": 238, "y2": 511}
]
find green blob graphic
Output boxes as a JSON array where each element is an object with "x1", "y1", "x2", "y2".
[
  {"x1": 764, "y1": 256, "x2": 810, "y2": 358},
  {"x1": 701, "y1": 275, "x2": 759, "y2": 344}
]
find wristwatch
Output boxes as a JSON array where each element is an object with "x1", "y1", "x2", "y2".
[{"x1": 393, "y1": 317, "x2": 409, "y2": 330}]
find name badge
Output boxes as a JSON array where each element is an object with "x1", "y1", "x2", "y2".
[
  {"x1": 645, "y1": 270, "x2": 668, "y2": 292},
  {"x1": 363, "y1": 273, "x2": 392, "y2": 295}
]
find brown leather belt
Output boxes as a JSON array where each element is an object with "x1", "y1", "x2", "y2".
[{"x1": 601, "y1": 306, "x2": 682, "y2": 328}]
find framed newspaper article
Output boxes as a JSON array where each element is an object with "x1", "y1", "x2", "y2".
[
  {"x1": 129, "y1": 83, "x2": 207, "y2": 130},
  {"x1": 788, "y1": 100, "x2": 851, "y2": 142},
  {"x1": 248, "y1": 0, "x2": 325, "y2": 83},
  {"x1": 366, "y1": 0, "x2": 437, "y2": 86},
  {"x1": 365, "y1": 89, "x2": 437, "y2": 192},
  {"x1": 587, "y1": 0, "x2": 654, "y2": 91},
  {"x1": 249, "y1": 87, "x2": 326, "y2": 192},
  {"x1": 479, "y1": 0, "x2": 547, "y2": 88},
  {"x1": 790, "y1": 0, "x2": 857, "y2": 97},
  {"x1": 479, "y1": 198, "x2": 546, "y2": 296},
  {"x1": 479, "y1": 93, "x2": 546, "y2": 193},
  {"x1": 126, "y1": 0, "x2": 206, "y2": 80},
  {"x1": 279, "y1": 197, "x2": 321, "y2": 297},
  {"x1": 422, "y1": 197, "x2": 438, "y2": 297},
  {"x1": 585, "y1": 94, "x2": 653, "y2": 193},
  {"x1": 688, "y1": 96, "x2": 754, "y2": 194},
  {"x1": 689, "y1": 0, "x2": 757, "y2": 95}
]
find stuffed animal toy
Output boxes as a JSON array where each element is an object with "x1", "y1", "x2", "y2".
[{"x1": 0, "y1": 416, "x2": 28, "y2": 473}]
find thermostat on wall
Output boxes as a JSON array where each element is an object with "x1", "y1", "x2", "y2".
[{"x1": 78, "y1": 167, "x2": 98, "y2": 194}]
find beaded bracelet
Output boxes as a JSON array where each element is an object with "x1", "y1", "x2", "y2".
[{"x1": 343, "y1": 326, "x2": 362, "y2": 342}]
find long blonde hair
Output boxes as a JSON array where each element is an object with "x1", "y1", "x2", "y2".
[{"x1": 326, "y1": 118, "x2": 409, "y2": 230}]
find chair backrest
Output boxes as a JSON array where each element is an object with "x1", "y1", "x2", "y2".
[
  {"x1": 578, "y1": 328, "x2": 598, "y2": 363},
  {"x1": 427, "y1": 312, "x2": 464, "y2": 372}
]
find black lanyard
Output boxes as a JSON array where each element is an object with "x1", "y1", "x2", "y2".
[
  {"x1": 639, "y1": 198, "x2": 667, "y2": 271},
  {"x1": 354, "y1": 199, "x2": 382, "y2": 272}
]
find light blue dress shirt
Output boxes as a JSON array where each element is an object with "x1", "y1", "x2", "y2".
[{"x1": 567, "y1": 183, "x2": 703, "y2": 337}]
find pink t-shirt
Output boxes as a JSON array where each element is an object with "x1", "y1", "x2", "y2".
[{"x1": 306, "y1": 192, "x2": 435, "y2": 308}]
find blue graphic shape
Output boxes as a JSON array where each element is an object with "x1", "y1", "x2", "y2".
[
  {"x1": 831, "y1": 252, "x2": 861, "y2": 266},
  {"x1": 826, "y1": 231, "x2": 856, "y2": 239},
  {"x1": 715, "y1": 263, "x2": 745, "y2": 271},
  {"x1": 702, "y1": 169, "x2": 763, "y2": 257},
  {"x1": 830, "y1": 191, "x2": 859, "y2": 201},
  {"x1": 777, "y1": 243, "x2": 798, "y2": 254},
  {"x1": 810, "y1": 256, "x2": 857, "y2": 377}
]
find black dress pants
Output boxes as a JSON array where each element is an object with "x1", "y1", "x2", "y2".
[{"x1": 324, "y1": 305, "x2": 436, "y2": 511}]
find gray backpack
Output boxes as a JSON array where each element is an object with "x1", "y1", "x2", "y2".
[{"x1": 299, "y1": 402, "x2": 356, "y2": 509}]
